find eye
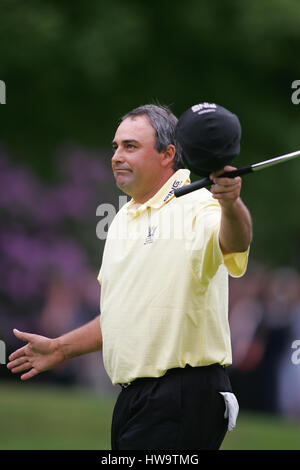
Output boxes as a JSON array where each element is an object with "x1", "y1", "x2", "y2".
[{"x1": 126, "y1": 144, "x2": 136, "y2": 150}]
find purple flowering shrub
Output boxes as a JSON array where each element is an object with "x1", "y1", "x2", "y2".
[{"x1": 0, "y1": 147, "x2": 109, "y2": 351}]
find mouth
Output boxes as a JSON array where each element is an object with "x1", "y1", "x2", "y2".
[{"x1": 114, "y1": 168, "x2": 132, "y2": 174}]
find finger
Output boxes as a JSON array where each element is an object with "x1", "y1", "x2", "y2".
[
  {"x1": 212, "y1": 176, "x2": 241, "y2": 187},
  {"x1": 13, "y1": 329, "x2": 36, "y2": 343},
  {"x1": 211, "y1": 183, "x2": 241, "y2": 196},
  {"x1": 212, "y1": 180, "x2": 240, "y2": 190},
  {"x1": 10, "y1": 362, "x2": 32, "y2": 374},
  {"x1": 7, "y1": 356, "x2": 29, "y2": 370},
  {"x1": 21, "y1": 368, "x2": 39, "y2": 381},
  {"x1": 8, "y1": 345, "x2": 29, "y2": 361},
  {"x1": 212, "y1": 191, "x2": 240, "y2": 200},
  {"x1": 210, "y1": 165, "x2": 237, "y2": 179}
]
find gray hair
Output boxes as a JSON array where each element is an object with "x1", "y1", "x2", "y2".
[{"x1": 121, "y1": 104, "x2": 185, "y2": 172}]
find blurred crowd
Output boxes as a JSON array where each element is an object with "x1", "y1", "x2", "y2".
[
  {"x1": 0, "y1": 268, "x2": 114, "y2": 392},
  {"x1": 229, "y1": 261, "x2": 300, "y2": 419},
  {"x1": 1, "y1": 151, "x2": 300, "y2": 417}
]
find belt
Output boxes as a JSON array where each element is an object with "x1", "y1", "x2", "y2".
[
  {"x1": 119, "y1": 363, "x2": 226, "y2": 389},
  {"x1": 119, "y1": 375, "x2": 164, "y2": 389},
  {"x1": 119, "y1": 376, "x2": 152, "y2": 389},
  {"x1": 120, "y1": 382, "x2": 132, "y2": 389}
]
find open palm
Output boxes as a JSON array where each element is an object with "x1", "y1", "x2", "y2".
[{"x1": 7, "y1": 329, "x2": 64, "y2": 380}]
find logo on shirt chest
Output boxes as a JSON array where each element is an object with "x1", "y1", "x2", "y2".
[{"x1": 144, "y1": 225, "x2": 158, "y2": 245}]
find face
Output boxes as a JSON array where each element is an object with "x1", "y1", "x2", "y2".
[{"x1": 111, "y1": 115, "x2": 173, "y2": 203}]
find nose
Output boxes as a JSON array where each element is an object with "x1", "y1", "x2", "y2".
[{"x1": 112, "y1": 148, "x2": 125, "y2": 166}]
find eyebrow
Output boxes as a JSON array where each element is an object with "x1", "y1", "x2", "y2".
[{"x1": 112, "y1": 139, "x2": 140, "y2": 147}]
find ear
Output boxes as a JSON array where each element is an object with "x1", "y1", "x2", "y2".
[{"x1": 160, "y1": 144, "x2": 176, "y2": 168}]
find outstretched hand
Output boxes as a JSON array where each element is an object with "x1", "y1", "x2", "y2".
[{"x1": 7, "y1": 329, "x2": 64, "y2": 380}]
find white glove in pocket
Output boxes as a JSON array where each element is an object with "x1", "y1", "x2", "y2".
[{"x1": 219, "y1": 392, "x2": 239, "y2": 431}]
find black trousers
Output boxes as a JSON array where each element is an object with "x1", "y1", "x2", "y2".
[{"x1": 111, "y1": 364, "x2": 232, "y2": 450}]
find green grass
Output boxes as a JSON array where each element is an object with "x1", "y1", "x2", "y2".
[
  {"x1": 0, "y1": 382, "x2": 116, "y2": 450},
  {"x1": 0, "y1": 382, "x2": 299, "y2": 450},
  {"x1": 222, "y1": 411, "x2": 300, "y2": 450}
]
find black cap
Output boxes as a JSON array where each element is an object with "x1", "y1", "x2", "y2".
[{"x1": 175, "y1": 102, "x2": 241, "y2": 176}]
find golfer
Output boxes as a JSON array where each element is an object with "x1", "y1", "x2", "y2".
[{"x1": 7, "y1": 104, "x2": 252, "y2": 450}]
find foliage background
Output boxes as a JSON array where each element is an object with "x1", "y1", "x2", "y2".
[
  {"x1": 1, "y1": 0, "x2": 300, "y2": 265},
  {"x1": 1, "y1": 0, "x2": 300, "y2": 450}
]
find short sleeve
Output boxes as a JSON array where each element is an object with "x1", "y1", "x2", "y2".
[
  {"x1": 189, "y1": 202, "x2": 224, "y2": 282},
  {"x1": 207, "y1": 224, "x2": 250, "y2": 278},
  {"x1": 210, "y1": 224, "x2": 250, "y2": 278},
  {"x1": 189, "y1": 199, "x2": 250, "y2": 281},
  {"x1": 223, "y1": 248, "x2": 250, "y2": 278}
]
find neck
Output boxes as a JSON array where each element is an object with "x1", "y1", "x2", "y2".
[{"x1": 133, "y1": 170, "x2": 175, "y2": 204}]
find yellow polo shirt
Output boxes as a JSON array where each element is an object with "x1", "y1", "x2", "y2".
[{"x1": 98, "y1": 169, "x2": 249, "y2": 385}]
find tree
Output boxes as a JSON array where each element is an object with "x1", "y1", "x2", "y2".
[{"x1": 0, "y1": 0, "x2": 299, "y2": 265}]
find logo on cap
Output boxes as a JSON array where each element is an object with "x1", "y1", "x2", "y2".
[{"x1": 191, "y1": 103, "x2": 216, "y2": 114}]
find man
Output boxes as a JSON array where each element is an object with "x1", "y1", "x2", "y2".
[{"x1": 7, "y1": 104, "x2": 252, "y2": 450}]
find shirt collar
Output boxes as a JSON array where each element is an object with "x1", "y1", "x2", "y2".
[{"x1": 127, "y1": 169, "x2": 191, "y2": 218}]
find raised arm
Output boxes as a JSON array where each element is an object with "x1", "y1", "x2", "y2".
[
  {"x1": 210, "y1": 165, "x2": 252, "y2": 254},
  {"x1": 7, "y1": 315, "x2": 102, "y2": 381}
]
